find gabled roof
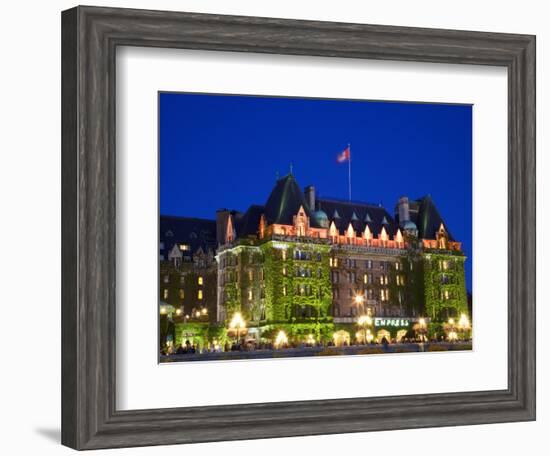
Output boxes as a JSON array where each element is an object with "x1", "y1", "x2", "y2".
[
  {"x1": 263, "y1": 173, "x2": 322, "y2": 228},
  {"x1": 317, "y1": 197, "x2": 398, "y2": 236},
  {"x1": 159, "y1": 215, "x2": 217, "y2": 255},
  {"x1": 409, "y1": 195, "x2": 455, "y2": 241}
]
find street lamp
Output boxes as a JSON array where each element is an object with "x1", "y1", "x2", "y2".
[
  {"x1": 457, "y1": 313, "x2": 470, "y2": 340},
  {"x1": 354, "y1": 294, "x2": 366, "y2": 314},
  {"x1": 446, "y1": 317, "x2": 458, "y2": 342},
  {"x1": 416, "y1": 317, "x2": 428, "y2": 342},
  {"x1": 357, "y1": 314, "x2": 373, "y2": 344},
  {"x1": 229, "y1": 312, "x2": 246, "y2": 347}
]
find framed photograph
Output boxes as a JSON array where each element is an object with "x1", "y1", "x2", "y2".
[{"x1": 61, "y1": 5, "x2": 535, "y2": 450}]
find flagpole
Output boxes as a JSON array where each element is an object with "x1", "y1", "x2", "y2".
[{"x1": 348, "y1": 143, "x2": 352, "y2": 201}]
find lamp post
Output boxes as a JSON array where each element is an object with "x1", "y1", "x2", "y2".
[
  {"x1": 354, "y1": 294, "x2": 366, "y2": 314},
  {"x1": 229, "y1": 312, "x2": 246, "y2": 347},
  {"x1": 457, "y1": 313, "x2": 470, "y2": 341},
  {"x1": 447, "y1": 317, "x2": 458, "y2": 342},
  {"x1": 417, "y1": 317, "x2": 427, "y2": 342}
]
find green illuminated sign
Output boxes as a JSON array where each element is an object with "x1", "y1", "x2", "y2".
[{"x1": 374, "y1": 318, "x2": 410, "y2": 328}]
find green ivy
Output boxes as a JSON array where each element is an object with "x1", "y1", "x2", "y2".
[
  {"x1": 423, "y1": 253, "x2": 469, "y2": 322},
  {"x1": 260, "y1": 241, "x2": 332, "y2": 323}
]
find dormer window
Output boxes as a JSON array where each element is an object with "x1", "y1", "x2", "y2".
[{"x1": 293, "y1": 205, "x2": 309, "y2": 237}]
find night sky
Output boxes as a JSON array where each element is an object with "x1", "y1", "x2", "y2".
[{"x1": 159, "y1": 92, "x2": 472, "y2": 291}]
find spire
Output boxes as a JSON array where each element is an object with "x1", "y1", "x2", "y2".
[{"x1": 289, "y1": 162, "x2": 293, "y2": 175}]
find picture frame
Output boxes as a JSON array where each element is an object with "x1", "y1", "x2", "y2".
[{"x1": 61, "y1": 5, "x2": 536, "y2": 450}]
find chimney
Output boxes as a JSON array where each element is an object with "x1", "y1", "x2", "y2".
[
  {"x1": 304, "y1": 185, "x2": 316, "y2": 211},
  {"x1": 397, "y1": 196, "x2": 410, "y2": 224}
]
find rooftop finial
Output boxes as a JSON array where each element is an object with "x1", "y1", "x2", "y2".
[
  {"x1": 289, "y1": 162, "x2": 293, "y2": 175},
  {"x1": 275, "y1": 170, "x2": 279, "y2": 181}
]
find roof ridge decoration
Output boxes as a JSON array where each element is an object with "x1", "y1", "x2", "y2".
[
  {"x1": 381, "y1": 215, "x2": 389, "y2": 225},
  {"x1": 351, "y1": 211, "x2": 359, "y2": 221},
  {"x1": 364, "y1": 212, "x2": 372, "y2": 223},
  {"x1": 333, "y1": 209, "x2": 341, "y2": 219}
]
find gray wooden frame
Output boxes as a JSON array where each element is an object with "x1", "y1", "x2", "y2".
[{"x1": 61, "y1": 5, "x2": 536, "y2": 450}]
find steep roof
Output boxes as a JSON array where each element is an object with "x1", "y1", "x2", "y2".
[
  {"x1": 235, "y1": 204, "x2": 265, "y2": 237},
  {"x1": 317, "y1": 197, "x2": 398, "y2": 236},
  {"x1": 409, "y1": 195, "x2": 455, "y2": 241},
  {"x1": 159, "y1": 215, "x2": 217, "y2": 256},
  {"x1": 263, "y1": 173, "x2": 321, "y2": 228}
]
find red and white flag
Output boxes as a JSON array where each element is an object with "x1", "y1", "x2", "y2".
[{"x1": 336, "y1": 145, "x2": 350, "y2": 163}]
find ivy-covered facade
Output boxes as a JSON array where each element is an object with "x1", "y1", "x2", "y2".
[{"x1": 160, "y1": 173, "x2": 470, "y2": 347}]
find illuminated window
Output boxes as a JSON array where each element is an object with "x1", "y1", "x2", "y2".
[
  {"x1": 444, "y1": 290, "x2": 450, "y2": 300},
  {"x1": 364, "y1": 274, "x2": 368, "y2": 284},
  {"x1": 248, "y1": 289, "x2": 253, "y2": 301},
  {"x1": 283, "y1": 285, "x2": 287, "y2": 296},
  {"x1": 282, "y1": 250, "x2": 287, "y2": 260},
  {"x1": 163, "y1": 289, "x2": 168, "y2": 299},
  {"x1": 198, "y1": 276, "x2": 203, "y2": 285},
  {"x1": 163, "y1": 275, "x2": 169, "y2": 283},
  {"x1": 179, "y1": 289, "x2": 184, "y2": 299},
  {"x1": 282, "y1": 266, "x2": 287, "y2": 276},
  {"x1": 179, "y1": 244, "x2": 190, "y2": 251},
  {"x1": 248, "y1": 270, "x2": 253, "y2": 281},
  {"x1": 198, "y1": 290, "x2": 203, "y2": 300}
]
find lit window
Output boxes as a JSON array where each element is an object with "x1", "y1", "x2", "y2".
[
  {"x1": 198, "y1": 276, "x2": 203, "y2": 285},
  {"x1": 163, "y1": 289, "x2": 168, "y2": 299},
  {"x1": 179, "y1": 244, "x2": 190, "y2": 251},
  {"x1": 198, "y1": 290, "x2": 203, "y2": 300},
  {"x1": 163, "y1": 275, "x2": 169, "y2": 283},
  {"x1": 179, "y1": 289, "x2": 184, "y2": 299},
  {"x1": 248, "y1": 270, "x2": 253, "y2": 281},
  {"x1": 248, "y1": 290, "x2": 253, "y2": 301},
  {"x1": 283, "y1": 285, "x2": 287, "y2": 296},
  {"x1": 282, "y1": 250, "x2": 287, "y2": 260}
]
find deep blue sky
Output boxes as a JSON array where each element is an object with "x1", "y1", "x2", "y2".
[{"x1": 159, "y1": 93, "x2": 472, "y2": 291}]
